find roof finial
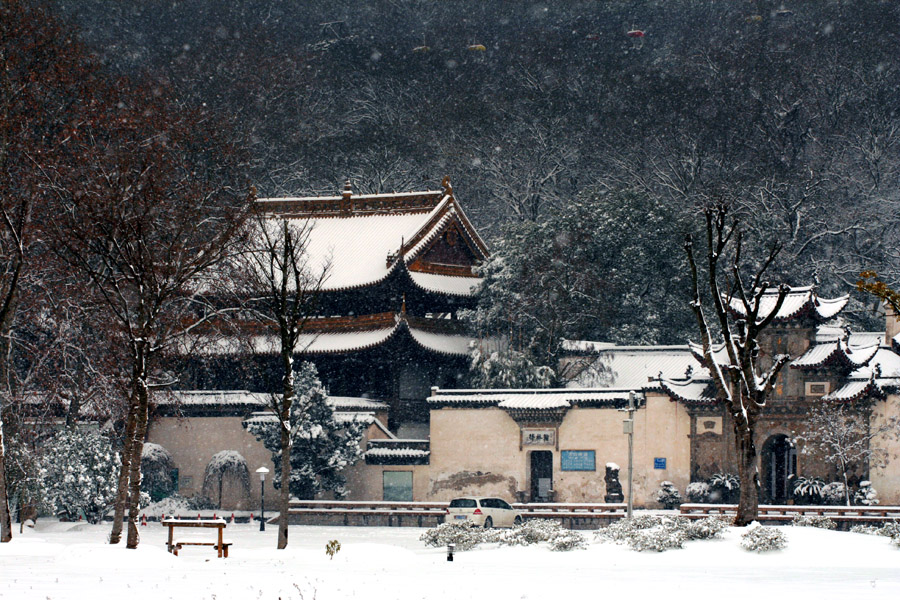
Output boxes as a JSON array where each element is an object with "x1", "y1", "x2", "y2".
[{"x1": 441, "y1": 175, "x2": 453, "y2": 196}]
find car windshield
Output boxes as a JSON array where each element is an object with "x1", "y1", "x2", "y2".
[{"x1": 449, "y1": 499, "x2": 477, "y2": 508}]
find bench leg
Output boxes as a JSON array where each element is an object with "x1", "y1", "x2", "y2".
[
  {"x1": 173, "y1": 546, "x2": 180, "y2": 557},
  {"x1": 223, "y1": 545, "x2": 229, "y2": 558}
]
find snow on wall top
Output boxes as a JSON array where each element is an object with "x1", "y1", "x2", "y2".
[
  {"x1": 726, "y1": 285, "x2": 849, "y2": 323},
  {"x1": 428, "y1": 387, "x2": 642, "y2": 408}
]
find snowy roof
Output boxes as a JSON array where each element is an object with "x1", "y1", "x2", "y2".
[
  {"x1": 158, "y1": 390, "x2": 270, "y2": 407},
  {"x1": 256, "y1": 182, "x2": 487, "y2": 295},
  {"x1": 564, "y1": 344, "x2": 703, "y2": 389},
  {"x1": 428, "y1": 388, "x2": 642, "y2": 409},
  {"x1": 365, "y1": 438, "x2": 430, "y2": 464},
  {"x1": 329, "y1": 397, "x2": 388, "y2": 411},
  {"x1": 725, "y1": 285, "x2": 849, "y2": 324},
  {"x1": 187, "y1": 314, "x2": 476, "y2": 357},
  {"x1": 816, "y1": 327, "x2": 886, "y2": 347},
  {"x1": 656, "y1": 378, "x2": 718, "y2": 406},
  {"x1": 791, "y1": 340, "x2": 880, "y2": 371},
  {"x1": 822, "y1": 377, "x2": 900, "y2": 402},
  {"x1": 408, "y1": 271, "x2": 482, "y2": 296}
]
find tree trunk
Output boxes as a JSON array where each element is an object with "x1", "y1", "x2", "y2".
[
  {"x1": 734, "y1": 422, "x2": 760, "y2": 526},
  {"x1": 277, "y1": 349, "x2": 294, "y2": 550},
  {"x1": 109, "y1": 399, "x2": 138, "y2": 545},
  {"x1": 0, "y1": 411, "x2": 11, "y2": 543},
  {"x1": 126, "y1": 369, "x2": 150, "y2": 549}
]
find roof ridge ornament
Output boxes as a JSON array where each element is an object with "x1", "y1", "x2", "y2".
[{"x1": 441, "y1": 175, "x2": 453, "y2": 196}]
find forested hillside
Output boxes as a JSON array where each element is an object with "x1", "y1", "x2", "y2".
[{"x1": 53, "y1": 0, "x2": 900, "y2": 338}]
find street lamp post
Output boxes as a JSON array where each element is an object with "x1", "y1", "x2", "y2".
[{"x1": 256, "y1": 467, "x2": 269, "y2": 532}]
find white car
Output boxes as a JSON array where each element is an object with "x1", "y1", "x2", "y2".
[{"x1": 444, "y1": 496, "x2": 523, "y2": 528}]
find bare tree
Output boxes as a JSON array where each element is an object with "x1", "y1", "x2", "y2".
[
  {"x1": 795, "y1": 398, "x2": 900, "y2": 506},
  {"x1": 684, "y1": 204, "x2": 792, "y2": 525},
  {"x1": 234, "y1": 206, "x2": 329, "y2": 549},
  {"x1": 44, "y1": 83, "x2": 250, "y2": 548}
]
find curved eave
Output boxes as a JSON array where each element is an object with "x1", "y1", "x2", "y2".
[
  {"x1": 658, "y1": 378, "x2": 719, "y2": 406},
  {"x1": 726, "y1": 289, "x2": 849, "y2": 323},
  {"x1": 822, "y1": 379, "x2": 886, "y2": 402},
  {"x1": 791, "y1": 342, "x2": 879, "y2": 371}
]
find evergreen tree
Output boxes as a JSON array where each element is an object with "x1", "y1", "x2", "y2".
[
  {"x1": 39, "y1": 428, "x2": 118, "y2": 524},
  {"x1": 463, "y1": 190, "x2": 696, "y2": 371},
  {"x1": 245, "y1": 362, "x2": 366, "y2": 500}
]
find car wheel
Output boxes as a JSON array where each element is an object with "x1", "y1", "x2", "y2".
[
  {"x1": 483, "y1": 517, "x2": 493, "y2": 529},
  {"x1": 514, "y1": 515, "x2": 523, "y2": 527}
]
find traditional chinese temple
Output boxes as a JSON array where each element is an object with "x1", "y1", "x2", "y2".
[{"x1": 182, "y1": 177, "x2": 488, "y2": 434}]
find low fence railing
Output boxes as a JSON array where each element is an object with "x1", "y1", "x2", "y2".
[
  {"x1": 283, "y1": 500, "x2": 628, "y2": 529},
  {"x1": 679, "y1": 503, "x2": 900, "y2": 527}
]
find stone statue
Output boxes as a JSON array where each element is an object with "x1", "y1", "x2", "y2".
[{"x1": 604, "y1": 463, "x2": 624, "y2": 503}]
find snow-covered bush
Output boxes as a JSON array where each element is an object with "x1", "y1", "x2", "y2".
[
  {"x1": 141, "y1": 443, "x2": 176, "y2": 502},
  {"x1": 854, "y1": 481, "x2": 879, "y2": 506},
  {"x1": 685, "y1": 516, "x2": 730, "y2": 540},
  {"x1": 740, "y1": 525, "x2": 786, "y2": 552},
  {"x1": 791, "y1": 476, "x2": 825, "y2": 505},
  {"x1": 598, "y1": 515, "x2": 699, "y2": 552},
  {"x1": 244, "y1": 362, "x2": 366, "y2": 499},
  {"x1": 656, "y1": 481, "x2": 683, "y2": 509},
  {"x1": 686, "y1": 481, "x2": 710, "y2": 503},
  {"x1": 497, "y1": 519, "x2": 586, "y2": 551},
  {"x1": 851, "y1": 521, "x2": 900, "y2": 537},
  {"x1": 420, "y1": 519, "x2": 586, "y2": 552},
  {"x1": 791, "y1": 514, "x2": 836, "y2": 530},
  {"x1": 39, "y1": 428, "x2": 118, "y2": 524},
  {"x1": 420, "y1": 522, "x2": 486, "y2": 551},
  {"x1": 201, "y1": 450, "x2": 251, "y2": 507},
  {"x1": 707, "y1": 473, "x2": 740, "y2": 503},
  {"x1": 821, "y1": 482, "x2": 847, "y2": 506}
]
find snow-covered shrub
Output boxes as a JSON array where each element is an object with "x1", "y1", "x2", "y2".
[
  {"x1": 791, "y1": 514, "x2": 836, "y2": 530},
  {"x1": 420, "y1": 522, "x2": 486, "y2": 551},
  {"x1": 740, "y1": 525, "x2": 786, "y2": 552},
  {"x1": 141, "y1": 443, "x2": 177, "y2": 502},
  {"x1": 854, "y1": 481, "x2": 879, "y2": 506},
  {"x1": 202, "y1": 450, "x2": 251, "y2": 508},
  {"x1": 597, "y1": 515, "x2": 693, "y2": 552},
  {"x1": 821, "y1": 482, "x2": 848, "y2": 506},
  {"x1": 707, "y1": 473, "x2": 740, "y2": 503},
  {"x1": 550, "y1": 530, "x2": 588, "y2": 552},
  {"x1": 791, "y1": 476, "x2": 825, "y2": 505},
  {"x1": 244, "y1": 362, "x2": 366, "y2": 499},
  {"x1": 496, "y1": 519, "x2": 586, "y2": 551},
  {"x1": 685, "y1": 516, "x2": 730, "y2": 540},
  {"x1": 656, "y1": 481, "x2": 683, "y2": 509},
  {"x1": 686, "y1": 481, "x2": 710, "y2": 503},
  {"x1": 420, "y1": 519, "x2": 586, "y2": 552},
  {"x1": 849, "y1": 524, "x2": 881, "y2": 536},
  {"x1": 39, "y1": 427, "x2": 118, "y2": 524}
]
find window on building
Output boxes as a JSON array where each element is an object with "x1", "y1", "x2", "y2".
[{"x1": 383, "y1": 471, "x2": 413, "y2": 501}]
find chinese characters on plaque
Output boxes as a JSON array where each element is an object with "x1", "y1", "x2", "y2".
[{"x1": 522, "y1": 428, "x2": 555, "y2": 446}]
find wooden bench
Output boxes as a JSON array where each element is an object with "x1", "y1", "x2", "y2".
[
  {"x1": 679, "y1": 503, "x2": 900, "y2": 527},
  {"x1": 162, "y1": 518, "x2": 230, "y2": 558}
]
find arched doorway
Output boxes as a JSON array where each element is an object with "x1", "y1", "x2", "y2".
[{"x1": 761, "y1": 435, "x2": 797, "y2": 504}]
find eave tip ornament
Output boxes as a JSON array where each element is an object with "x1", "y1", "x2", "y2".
[{"x1": 441, "y1": 175, "x2": 453, "y2": 196}]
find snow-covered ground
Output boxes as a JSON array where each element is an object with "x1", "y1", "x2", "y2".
[{"x1": 1, "y1": 519, "x2": 899, "y2": 599}]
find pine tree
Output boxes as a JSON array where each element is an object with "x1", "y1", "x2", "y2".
[
  {"x1": 40, "y1": 428, "x2": 118, "y2": 524},
  {"x1": 245, "y1": 362, "x2": 366, "y2": 500}
]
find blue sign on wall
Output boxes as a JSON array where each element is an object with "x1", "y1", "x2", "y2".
[
  {"x1": 561, "y1": 450, "x2": 596, "y2": 472},
  {"x1": 654, "y1": 457, "x2": 667, "y2": 470}
]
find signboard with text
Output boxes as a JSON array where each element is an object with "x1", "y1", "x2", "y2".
[
  {"x1": 522, "y1": 428, "x2": 555, "y2": 446},
  {"x1": 561, "y1": 450, "x2": 596, "y2": 471},
  {"x1": 654, "y1": 457, "x2": 667, "y2": 470}
]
